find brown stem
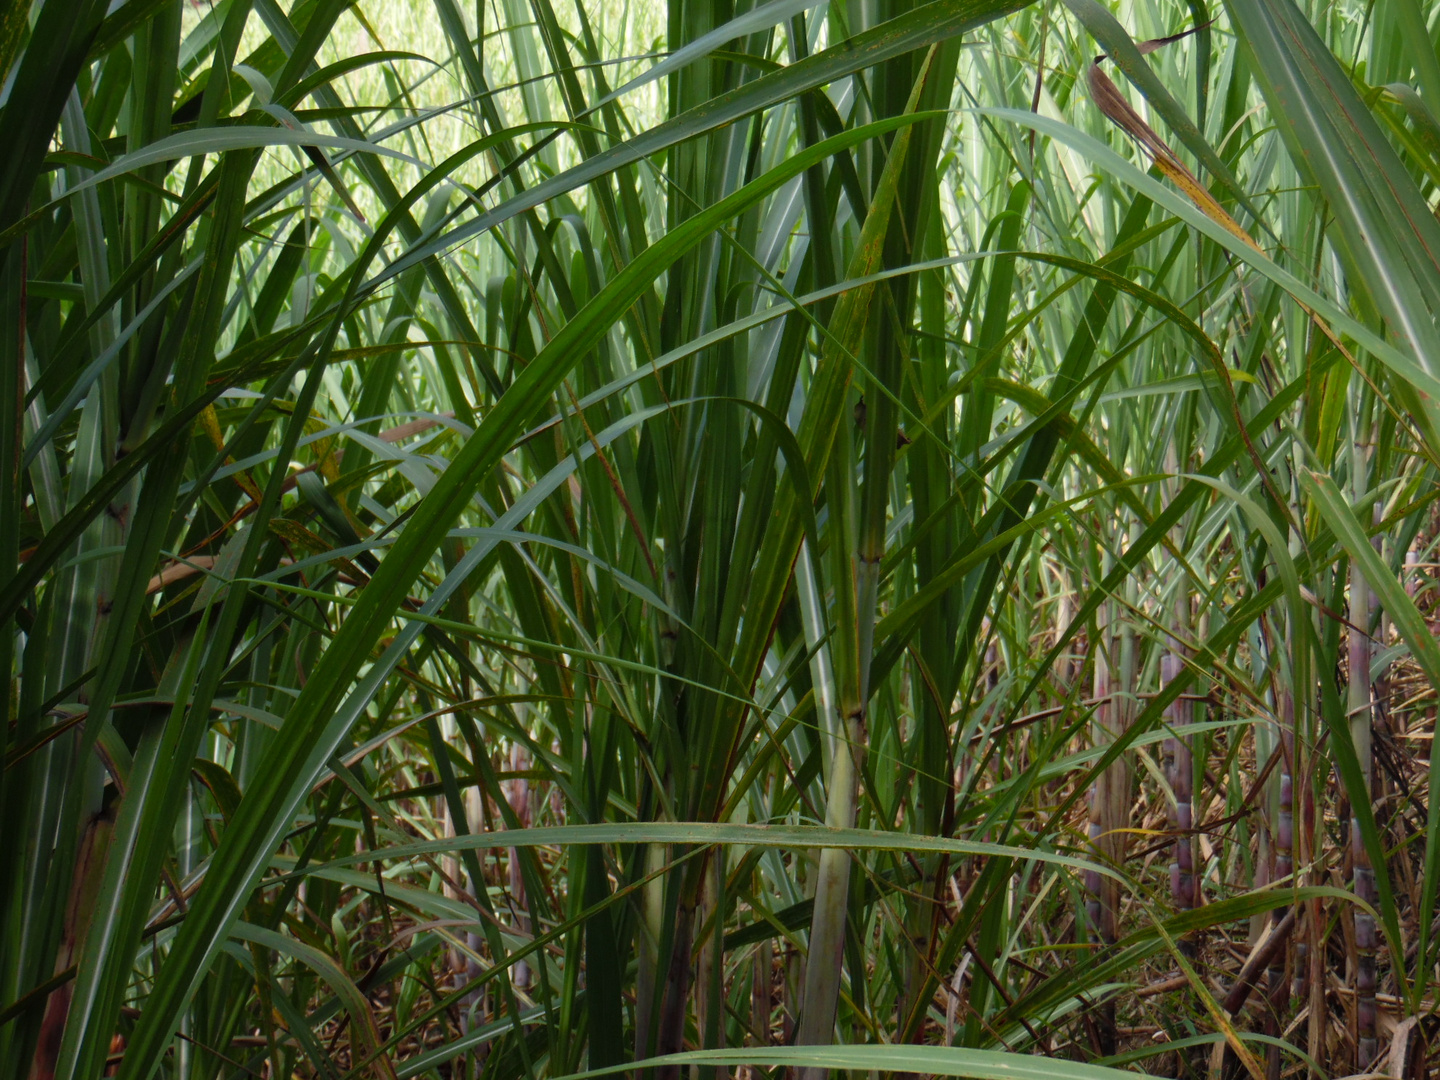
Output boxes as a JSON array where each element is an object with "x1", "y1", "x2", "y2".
[{"x1": 1222, "y1": 907, "x2": 1296, "y2": 1015}]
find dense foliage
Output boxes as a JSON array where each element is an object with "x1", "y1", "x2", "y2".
[{"x1": 4, "y1": 0, "x2": 1440, "y2": 1078}]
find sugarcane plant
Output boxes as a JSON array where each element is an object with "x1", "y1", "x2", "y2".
[{"x1": 7, "y1": 0, "x2": 1440, "y2": 1079}]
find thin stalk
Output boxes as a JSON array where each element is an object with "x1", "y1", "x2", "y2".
[
  {"x1": 1349, "y1": 424, "x2": 1378, "y2": 1072},
  {"x1": 795, "y1": 421, "x2": 864, "y2": 1077},
  {"x1": 1162, "y1": 456, "x2": 1197, "y2": 933},
  {"x1": 1265, "y1": 627, "x2": 1296, "y2": 1080},
  {"x1": 1085, "y1": 532, "x2": 1137, "y2": 1056},
  {"x1": 1161, "y1": 500, "x2": 1198, "y2": 1073},
  {"x1": 752, "y1": 929, "x2": 772, "y2": 1043}
]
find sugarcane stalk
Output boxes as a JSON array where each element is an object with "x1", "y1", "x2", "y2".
[
  {"x1": 753, "y1": 935, "x2": 772, "y2": 1044},
  {"x1": 1156, "y1": 449, "x2": 1196, "y2": 937},
  {"x1": 1084, "y1": 548, "x2": 1131, "y2": 1054},
  {"x1": 1160, "y1": 579, "x2": 1201, "y2": 1080},
  {"x1": 1349, "y1": 431, "x2": 1378, "y2": 1072},
  {"x1": 797, "y1": 315, "x2": 888, "y2": 1078},
  {"x1": 506, "y1": 742, "x2": 532, "y2": 991},
  {"x1": 795, "y1": 468, "x2": 866, "y2": 1072},
  {"x1": 782, "y1": 942, "x2": 801, "y2": 1046},
  {"x1": 634, "y1": 843, "x2": 666, "y2": 1064},
  {"x1": 1289, "y1": 494, "x2": 1324, "y2": 1078},
  {"x1": 1264, "y1": 470, "x2": 1305, "y2": 1080},
  {"x1": 1156, "y1": 464, "x2": 1202, "y2": 1078},
  {"x1": 1265, "y1": 668, "x2": 1296, "y2": 1080},
  {"x1": 655, "y1": 895, "x2": 696, "y2": 1080},
  {"x1": 1082, "y1": 578, "x2": 1112, "y2": 952},
  {"x1": 1163, "y1": 633, "x2": 1198, "y2": 921},
  {"x1": 795, "y1": 740, "x2": 861, "y2": 1074},
  {"x1": 694, "y1": 852, "x2": 726, "y2": 1080},
  {"x1": 1165, "y1": 601, "x2": 1196, "y2": 924}
]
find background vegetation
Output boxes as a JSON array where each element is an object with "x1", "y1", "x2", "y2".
[{"x1": 4, "y1": 0, "x2": 1440, "y2": 1077}]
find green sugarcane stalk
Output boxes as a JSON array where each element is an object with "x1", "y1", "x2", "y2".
[
  {"x1": 795, "y1": 413, "x2": 866, "y2": 1079},
  {"x1": 793, "y1": 50, "x2": 934, "y2": 1076},
  {"x1": 1265, "y1": 645, "x2": 1296, "y2": 1080},
  {"x1": 1161, "y1": 456, "x2": 1197, "y2": 933},
  {"x1": 1349, "y1": 424, "x2": 1378, "y2": 1072}
]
